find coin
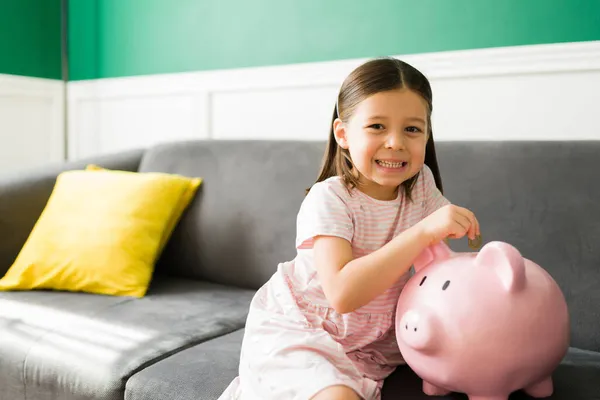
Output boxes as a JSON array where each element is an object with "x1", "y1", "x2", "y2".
[{"x1": 468, "y1": 234, "x2": 482, "y2": 250}]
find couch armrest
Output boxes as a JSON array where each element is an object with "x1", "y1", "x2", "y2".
[{"x1": 0, "y1": 149, "x2": 145, "y2": 277}]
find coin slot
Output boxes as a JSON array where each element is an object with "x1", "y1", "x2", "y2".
[{"x1": 419, "y1": 276, "x2": 427, "y2": 286}]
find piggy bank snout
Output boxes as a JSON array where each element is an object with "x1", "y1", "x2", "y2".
[{"x1": 398, "y1": 309, "x2": 437, "y2": 352}]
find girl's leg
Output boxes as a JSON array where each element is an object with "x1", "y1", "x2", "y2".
[{"x1": 310, "y1": 385, "x2": 362, "y2": 400}]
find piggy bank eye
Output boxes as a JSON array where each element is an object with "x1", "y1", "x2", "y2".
[
  {"x1": 442, "y1": 280, "x2": 451, "y2": 290},
  {"x1": 419, "y1": 276, "x2": 427, "y2": 286}
]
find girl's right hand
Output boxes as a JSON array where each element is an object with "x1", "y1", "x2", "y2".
[{"x1": 418, "y1": 204, "x2": 480, "y2": 245}]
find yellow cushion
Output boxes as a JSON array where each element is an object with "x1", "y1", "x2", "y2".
[{"x1": 0, "y1": 165, "x2": 201, "y2": 297}]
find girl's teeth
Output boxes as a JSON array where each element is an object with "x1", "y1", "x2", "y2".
[{"x1": 377, "y1": 160, "x2": 404, "y2": 168}]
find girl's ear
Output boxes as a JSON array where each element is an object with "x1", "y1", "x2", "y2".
[{"x1": 333, "y1": 118, "x2": 349, "y2": 149}]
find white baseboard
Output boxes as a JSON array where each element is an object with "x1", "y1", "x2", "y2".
[
  {"x1": 0, "y1": 74, "x2": 65, "y2": 173},
  {"x1": 67, "y1": 41, "x2": 600, "y2": 161}
]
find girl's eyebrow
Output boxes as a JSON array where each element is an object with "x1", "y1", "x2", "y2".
[
  {"x1": 406, "y1": 117, "x2": 426, "y2": 124},
  {"x1": 367, "y1": 116, "x2": 426, "y2": 124}
]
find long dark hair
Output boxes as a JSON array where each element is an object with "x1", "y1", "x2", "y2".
[{"x1": 308, "y1": 57, "x2": 444, "y2": 201}]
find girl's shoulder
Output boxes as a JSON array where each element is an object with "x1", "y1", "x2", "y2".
[
  {"x1": 305, "y1": 176, "x2": 354, "y2": 203},
  {"x1": 296, "y1": 177, "x2": 356, "y2": 248},
  {"x1": 300, "y1": 176, "x2": 358, "y2": 219}
]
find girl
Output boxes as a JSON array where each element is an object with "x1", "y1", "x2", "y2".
[{"x1": 219, "y1": 58, "x2": 480, "y2": 400}]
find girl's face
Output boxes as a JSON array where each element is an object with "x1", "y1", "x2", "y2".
[{"x1": 334, "y1": 88, "x2": 429, "y2": 201}]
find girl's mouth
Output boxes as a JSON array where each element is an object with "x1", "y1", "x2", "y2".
[{"x1": 376, "y1": 160, "x2": 407, "y2": 169}]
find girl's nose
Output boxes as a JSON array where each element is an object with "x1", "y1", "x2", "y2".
[{"x1": 385, "y1": 133, "x2": 405, "y2": 150}]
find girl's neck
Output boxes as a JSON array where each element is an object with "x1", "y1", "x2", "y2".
[{"x1": 350, "y1": 168, "x2": 399, "y2": 201}]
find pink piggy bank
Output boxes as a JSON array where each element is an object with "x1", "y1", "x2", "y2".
[{"x1": 395, "y1": 241, "x2": 570, "y2": 400}]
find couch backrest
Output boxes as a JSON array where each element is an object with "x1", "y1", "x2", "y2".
[
  {"x1": 434, "y1": 141, "x2": 600, "y2": 353},
  {"x1": 139, "y1": 139, "x2": 323, "y2": 288},
  {"x1": 140, "y1": 139, "x2": 600, "y2": 352}
]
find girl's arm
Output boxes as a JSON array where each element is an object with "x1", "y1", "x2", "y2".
[{"x1": 314, "y1": 204, "x2": 479, "y2": 314}]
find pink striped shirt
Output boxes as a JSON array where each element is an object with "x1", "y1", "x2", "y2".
[{"x1": 278, "y1": 164, "x2": 449, "y2": 356}]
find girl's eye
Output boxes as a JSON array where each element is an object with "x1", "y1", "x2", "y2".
[
  {"x1": 368, "y1": 123, "x2": 385, "y2": 130},
  {"x1": 406, "y1": 126, "x2": 423, "y2": 134}
]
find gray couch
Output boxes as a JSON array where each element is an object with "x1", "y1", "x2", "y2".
[{"x1": 0, "y1": 139, "x2": 598, "y2": 400}]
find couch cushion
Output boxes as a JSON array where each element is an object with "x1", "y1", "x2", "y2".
[
  {"x1": 381, "y1": 347, "x2": 600, "y2": 399},
  {"x1": 138, "y1": 140, "x2": 324, "y2": 290},
  {"x1": 0, "y1": 278, "x2": 254, "y2": 400},
  {"x1": 125, "y1": 327, "x2": 600, "y2": 400},
  {"x1": 434, "y1": 141, "x2": 600, "y2": 353},
  {"x1": 125, "y1": 329, "x2": 245, "y2": 400}
]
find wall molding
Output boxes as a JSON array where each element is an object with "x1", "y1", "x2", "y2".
[
  {"x1": 67, "y1": 41, "x2": 600, "y2": 160},
  {"x1": 0, "y1": 74, "x2": 65, "y2": 173},
  {"x1": 70, "y1": 40, "x2": 600, "y2": 92}
]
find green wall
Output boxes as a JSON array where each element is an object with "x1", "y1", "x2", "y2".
[
  {"x1": 0, "y1": 0, "x2": 62, "y2": 79},
  {"x1": 69, "y1": 0, "x2": 600, "y2": 81}
]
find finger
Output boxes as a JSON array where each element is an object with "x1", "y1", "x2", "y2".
[
  {"x1": 453, "y1": 213, "x2": 471, "y2": 237},
  {"x1": 468, "y1": 212, "x2": 480, "y2": 239},
  {"x1": 449, "y1": 218, "x2": 469, "y2": 239},
  {"x1": 466, "y1": 213, "x2": 477, "y2": 240},
  {"x1": 456, "y1": 208, "x2": 478, "y2": 240}
]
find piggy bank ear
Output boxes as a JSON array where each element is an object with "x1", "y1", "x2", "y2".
[
  {"x1": 413, "y1": 241, "x2": 453, "y2": 272},
  {"x1": 475, "y1": 241, "x2": 526, "y2": 292}
]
